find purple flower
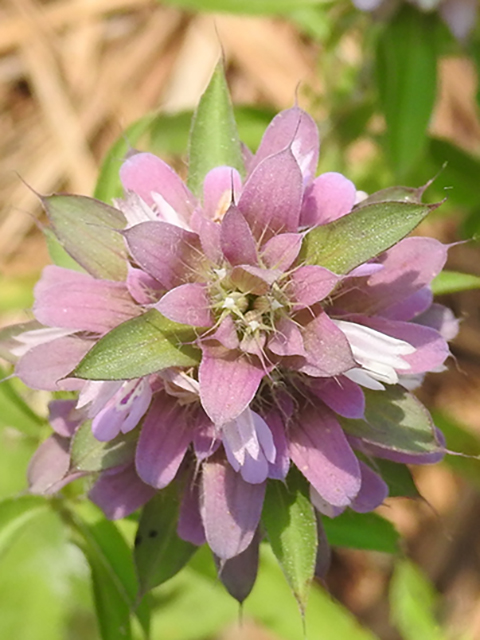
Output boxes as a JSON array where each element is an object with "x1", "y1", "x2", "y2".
[{"x1": 3, "y1": 101, "x2": 457, "y2": 597}]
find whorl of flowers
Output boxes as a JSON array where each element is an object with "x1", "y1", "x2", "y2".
[{"x1": 2, "y1": 65, "x2": 458, "y2": 602}]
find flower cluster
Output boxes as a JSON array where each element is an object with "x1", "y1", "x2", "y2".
[{"x1": 4, "y1": 100, "x2": 457, "y2": 597}]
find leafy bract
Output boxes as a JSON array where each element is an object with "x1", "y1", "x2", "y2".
[
  {"x1": 262, "y1": 469, "x2": 317, "y2": 612},
  {"x1": 300, "y1": 200, "x2": 438, "y2": 274},
  {"x1": 322, "y1": 511, "x2": 399, "y2": 553},
  {"x1": 134, "y1": 485, "x2": 197, "y2": 598},
  {"x1": 73, "y1": 309, "x2": 200, "y2": 381},
  {"x1": 70, "y1": 422, "x2": 137, "y2": 472},
  {"x1": 188, "y1": 62, "x2": 244, "y2": 198},
  {"x1": 371, "y1": 459, "x2": 419, "y2": 498},
  {"x1": 43, "y1": 195, "x2": 128, "y2": 281},
  {"x1": 340, "y1": 386, "x2": 440, "y2": 456}
]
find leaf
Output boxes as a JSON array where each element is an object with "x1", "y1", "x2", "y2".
[
  {"x1": 43, "y1": 194, "x2": 128, "y2": 281},
  {"x1": 432, "y1": 411, "x2": 480, "y2": 489},
  {"x1": 300, "y1": 200, "x2": 439, "y2": 274},
  {"x1": 69, "y1": 421, "x2": 137, "y2": 472},
  {"x1": 69, "y1": 502, "x2": 149, "y2": 640},
  {"x1": 372, "y1": 459, "x2": 420, "y2": 498},
  {"x1": 134, "y1": 484, "x2": 197, "y2": 598},
  {"x1": 390, "y1": 560, "x2": 448, "y2": 640},
  {"x1": 161, "y1": 0, "x2": 328, "y2": 14},
  {"x1": 0, "y1": 496, "x2": 48, "y2": 560},
  {"x1": 431, "y1": 270, "x2": 480, "y2": 295},
  {"x1": 187, "y1": 62, "x2": 244, "y2": 198},
  {"x1": 357, "y1": 185, "x2": 426, "y2": 206},
  {"x1": 322, "y1": 511, "x2": 399, "y2": 553},
  {"x1": 262, "y1": 469, "x2": 317, "y2": 612},
  {"x1": 376, "y1": 5, "x2": 438, "y2": 178},
  {"x1": 73, "y1": 309, "x2": 201, "y2": 381},
  {"x1": 0, "y1": 365, "x2": 45, "y2": 436},
  {"x1": 44, "y1": 228, "x2": 85, "y2": 273},
  {"x1": 340, "y1": 386, "x2": 441, "y2": 456},
  {"x1": 0, "y1": 321, "x2": 40, "y2": 365}
]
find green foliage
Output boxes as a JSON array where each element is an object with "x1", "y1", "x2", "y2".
[
  {"x1": 161, "y1": 0, "x2": 330, "y2": 15},
  {"x1": 322, "y1": 511, "x2": 400, "y2": 553},
  {"x1": 431, "y1": 270, "x2": 480, "y2": 295},
  {"x1": 70, "y1": 422, "x2": 138, "y2": 473}
]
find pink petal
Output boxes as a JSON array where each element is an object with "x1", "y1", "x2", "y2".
[
  {"x1": 289, "y1": 265, "x2": 340, "y2": 308},
  {"x1": 220, "y1": 205, "x2": 258, "y2": 266},
  {"x1": 126, "y1": 265, "x2": 163, "y2": 305},
  {"x1": 16, "y1": 336, "x2": 91, "y2": 391},
  {"x1": 34, "y1": 266, "x2": 139, "y2": 334},
  {"x1": 178, "y1": 480, "x2": 206, "y2": 546},
  {"x1": 89, "y1": 464, "x2": 156, "y2": 520},
  {"x1": 155, "y1": 283, "x2": 214, "y2": 327},
  {"x1": 300, "y1": 172, "x2": 356, "y2": 227},
  {"x1": 299, "y1": 311, "x2": 356, "y2": 377},
  {"x1": 120, "y1": 152, "x2": 196, "y2": 224},
  {"x1": 350, "y1": 461, "x2": 389, "y2": 513},
  {"x1": 309, "y1": 376, "x2": 365, "y2": 419},
  {"x1": 203, "y1": 166, "x2": 242, "y2": 220},
  {"x1": 268, "y1": 317, "x2": 306, "y2": 357},
  {"x1": 415, "y1": 303, "x2": 460, "y2": 341},
  {"x1": 214, "y1": 530, "x2": 259, "y2": 603},
  {"x1": 48, "y1": 399, "x2": 83, "y2": 437},
  {"x1": 199, "y1": 347, "x2": 266, "y2": 425},
  {"x1": 193, "y1": 419, "x2": 221, "y2": 461},
  {"x1": 28, "y1": 434, "x2": 85, "y2": 494},
  {"x1": 135, "y1": 394, "x2": 194, "y2": 488},
  {"x1": 381, "y1": 287, "x2": 433, "y2": 321},
  {"x1": 250, "y1": 107, "x2": 319, "y2": 185},
  {"x1": 264, "y1": 410, "x2": 290, "y2": 480},
  {"x1": 238, "y1": 147, "x2": 303, "y2": 239},
  {"x1": 261, "y1": 233, "x2": 303, "y2": 271},
  {"x1": 190, "y1": 210, "x2": 222, "y2": 264},
  {"x1": 230, "y1": 264, "x2": 281, "y2": 295},
  {"x1": 289, "y1": 404, "x2": 361, "y2": 507},
  {"x1": 123, "y1": 221, "x2": 202, "y2": 289},
  {"x1": 211, "y1": 315, "x2": 239, "y2": 350},
  {"x1": 201, "y1": 456, "x2": 265, "y2": 559}
]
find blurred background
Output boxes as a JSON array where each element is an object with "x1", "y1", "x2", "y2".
[{"x1": 1, "y1": 1, "x2": 480, "y2": 639}]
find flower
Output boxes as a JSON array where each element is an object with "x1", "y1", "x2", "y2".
[
  {"x1": 2, "y1": 96, "x2": 457, "y2": 601},
  {"x1": 352, "y1": 0, "x2": 478, "y2": 41}
]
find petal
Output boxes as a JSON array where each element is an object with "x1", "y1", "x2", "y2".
[
  {"x1": 48, "y1": 399, "x2": 83, "y2": 437},
  {"x1": 300, "y1": 172, "x2": 356, "y2": 227},
  {"x1": 89, "y1": 464, "x2": 156, "y2": 519},
  {"x1": 34, "y1": 266, "x2": 139, "y2": 334},
  {"x1": 126, "y1": 265, "x2": 163, "y2": 305},
  {"x1": 289, "y1": 265, "x2": 340, "y2": 308},
  {"x1": 289, "y1": 403, "x2": 361, "y2": 507},
  {"x1": 220, "y1": 204, "x2": 258, "y2": 266},
  {"x1": 214, "y1": 530, "x2": 259, "y2": 603},
  {"x1": 178, "y1": 480, "x2": 206, "y2": 546},
  {"x1": 230, "y1": 264, "x2": 281, "y2": 295},
  {"x1": 349, "y1": 434, "x2": 445, "y2": 465},
  {"x1": 381, "y1": 287, "x2": 433, "y2": 321},
  {"x1": 268, "y1": 317, "x2": 306, "y2": 357},
  {"x1": 299, "y1": 311, "x2": 356, "y2": 376},
  {"x1": 16, "y1": 336, "x2": 91, "y2": 391},
  {"x1": 123, "y1": 221, "x2": 202, "y2": 289},
  {"x1": 261, "y1": 233, "x2": 303, "y2": 271},
  {"x1": 28, "y1": 434, "x2": 84, "y2": 494},
  {"x1": 350, "y1": 461, "x2": 389, "y2": 513},
  {"x1": 211, "y1": 315, "x2": 240, "y2": 350},
  {"x1": 201, "y1": 456, "x2": 265, "y2": 559},
  {"x1": 309, "y1": 376, "x2": 365, "y2": 419},
  {"x1": 415, "y1": 303, "x2": 460, "y2": 341},
  {"x1": 250, "y1": 107, "x2": 319, "y2": 185},
  {"x1": 264, "y1": 410, "x2": 290, "y2": 480},
  {"x1": 199, "y1": 348, "x2": 265, "y2": 425},
  {"x1": 135, "y1": 394, "x2": 194, "y2": 488},
  {"x1": 440, "y1": 0, "x2": 477, "y2": 41},
  {"x1": 238, "y1": 147, "x2": 303, "y2": 239},
  {"x1": 190, "y1": 210, "x2": 222, "y2": 264},
  {"x1": 203, "y1": 166, "x2": 242, "y2": 220},
  {"x1": 120, "y1": 152, "x2": 196, "y2": 225},
  {"x1": 155, "y1": 283, "x2": 214, "y2": 327},
  {"x1": 193, "y1": 420, "x2": 221, "y2": 461}
]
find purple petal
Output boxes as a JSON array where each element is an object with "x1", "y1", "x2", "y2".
[
  {"x1": 299, "y1": 311, "x2": 356, "y2": 376},
  {"x1": 34, "y1": 266, "x2": 139, "y2": 334},
  {"x1": 193, "y1": 419, "x2": 220, "y2": 461},
  {"x1": 238, "y1": 148, "x2": 303, "y2": 239},
  {"x1": 381, "y1": 287, "x2": 433, "y2": 322},
  {"x1": 289, "y1": 404, "x2": 361, "y2": 507},
  {"x1": 155, "y1": 283, "x2": 214, "y2": 327},
  {"x1": 120, "y1": 152, "x2": 196, "y2": 224},
  {"x1": 211, "y1": 316, "x2": 240, "y2": 350},
  {"x1": 220, "y1": 205, "x2": 258, "y2": 266},
  {"x1": 203, "y1": 166, "x2": 242, "y2": 220},
  {"x1": 48, "y1": 399, "x2": 83, "y2": 437},
  {"x1": 440, "y1": 0, "x2": 477, "y2": 41},
  {"x1": 348, "y1": 263, "x2": 384, "y2": 278},
  {"x1": 123, "y1": 221, "x2": 202, "y2": 289},
  {"x1": 190, "y1": 210, "x2": 222, "y2": 263},
  {"x1": 350, "y1": 461, "x2": 389, "y2": 513},
  {"x1": 135, "y1": 394, "x2": 194, "y2": 488},
  {"x1": 199, "y1": 348, "x2": 266, "y2": 425},
  {"x1": 230, "y1": 264, "x2": 281, "y2": 295},
  {"x1": 289, "y1": 265, "x2": 340, "y2": 308},
  {"x1": 126, "y1": 265, "x2": 163, "y2": 305},
  {"x1": 178, "y1": 479, "x2": 206, "y2": 546},
  {"x1": 200, "y1": 456, "x2": 265, "y2": 559},
  {"x1": 268, "y1": 317, "x2": 306, "y2": 357},
  {"x1": 89, "y1": 464, "x2": 156, "y2": 519},
  {"x1": 28, "y1": 434, "x2": 86, "y2": 494},
  {"x1": 250, "y1": 107, "x2": 319, "y2": 184},
  {"x1": 309, "y1": 376, "x2": 365, "y2": 419},
  {"x1": 300, "y1": 172, "x2": 356, "y2": 227},
  {"x1": 309, "y1": 487, "x2": 345, "y2": 518},
  {"x1": 215, "y1": 530, "x2": 260, "y2": 603},
  {"x1": 261, "y1": 233, "x2": 303, "y2": 271},
  {"x1": 16, "y1": 336, "x2": 91, "y2": 391},
  {"x1": 264, "y1": 410, "x2": 290, "y2": 480},
  {"x1": 415, "y1": 303, "x2": 460, "y2": 341}
]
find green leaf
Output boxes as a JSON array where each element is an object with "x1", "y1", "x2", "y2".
[
  {"x1": 0, "y1": 496, "x2": 48, "y2": 560},
  {"x1": 340, "y1": 386, "x2": 440, "y2": 456},
  {"x1": 0, "y1": 366, "x2": 45, "y2": 436},
  {"x1": 262, "y1": 469, "x2": 317, "y2": 611},
  {"x1": 69, "y1": 502, "x2": 149, "y2": 640},
  {"x1": 432, "y1": 411, "x2": 480, "y2": 489},
  {"x1": 390, "y1": 559, "x2": 447, "y2": 640},
  {"x1": 73, "y1": 309, "x2": 201, "y2": 381},
  {"x1": 372, "y1": 459, "x2": 420, "y2": 498},
  {"x1": 300, "y1": 200, "x2": 439, "y2": 274},
  {"x1": 431, "y1": 270, "x2": 480, "y2": 295},
  {"x1": 358, "y1": 185, "x2": 426, "y2": 206},
  {"x1": 135, "y1": 484, "x2": 197, "y2": 598},
  {"x1": 43, "y1": 195, "x2": 128, "y2": 281},
  {"x1": 161, "y1": 0, "x2": 329, "y2": 14},
  {"x1": 376, "y1": 5, "x2": 438, "y2": 178},
  {"x1": 44, "y1": 228, "x2": 85, "y2": 273},
  {"x1": 322, "y1": 510, "x2": 399, "y2": 553},
  {"x1": 187, "y1": 62, "x2": 244, "y2": 198},
  {"x1": 70, "y1": 422, "x2": 138, "y2": 473}
]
